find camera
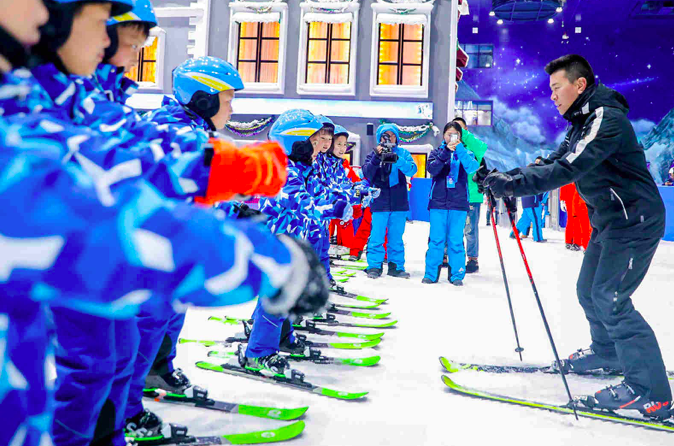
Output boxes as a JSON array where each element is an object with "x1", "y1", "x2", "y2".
[
  {"x1": 379, "y1": 133, "x2": 399, "y2": 164},
  {"x1": 449, "y1": 133, "x2": 459, "y2": 144}
]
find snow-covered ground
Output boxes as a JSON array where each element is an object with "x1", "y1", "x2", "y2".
[{"x1": 148, "y1": 219, "x2": 674, "y2": 445}]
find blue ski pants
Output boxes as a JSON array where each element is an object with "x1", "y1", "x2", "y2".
[
  {"x1": 367, "y1": 211, "x2": 407, "y2": 270},
  {"x1": 320, "y1": 224, "x2": 332, "y2": 280},
  {"x1": 51, "y1": 308, "x2": 139, "y2": 446},
  {"x1": 512, "y1": 207, "x2": 544, "y2": 241},
  {"x1": 245, "y1": 299, "x2": 295, "y2": 358},
  {"x1": 124, "y1": 298, "x2": 184, "y2": 420},
  {"x1": 424, "y1": 209, "x2": 468, "y2": 282}
]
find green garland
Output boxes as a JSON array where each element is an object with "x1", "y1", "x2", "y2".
[{"x1": 379, "y1": 120, "x2": 439, "y2": 143}]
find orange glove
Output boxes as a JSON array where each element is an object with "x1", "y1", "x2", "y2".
[{"x1": 196, "y1": 139, "x2": 288, "y2": 205}]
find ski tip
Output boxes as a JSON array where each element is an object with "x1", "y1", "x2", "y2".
[
  {"x1": 238, "y1": 405, "x2": 309, "y2": 421},
  {"x1": 195, "y1": 361, "x2": 224, "y2": 373},
  {"x1": 438, "y1": 357, "x2": 460, "y2": 373},
  {"x1": 441, "y1": 374, "x2": 456, "y2": 387},
  {"x1": 320, "y1": 388, "x2": 369, "y2": 400},
  {"x1": 223, "y1": 420, "x2": 306, "y2": 444}
]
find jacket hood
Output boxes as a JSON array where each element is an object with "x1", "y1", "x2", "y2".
[
  {"x1": 564, "y1": 83, "x2": 629, "y2": 122},
  {"x1": 375, "y1": 123, "x2": 401, "y2": 147}
]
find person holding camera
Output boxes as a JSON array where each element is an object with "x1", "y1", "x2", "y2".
[
  {"x1": 362, "y1": 124, "x2": 418, "y2": 279},
  {"x1": 422, "y1": 122, "x2": 479, "y2": 285}
]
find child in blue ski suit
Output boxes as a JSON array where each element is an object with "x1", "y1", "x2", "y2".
[
  {"x1": 243, "y1": 110, "x2": 351, "y2": 373},
  {"x1": 3, "y1": 4, "x2": 302, "y2": 445},
  {"x1": 363, "y1": 124, "x2": 417, "y2": 278},
  {"x1": 511, "y1": 193, "x2": 546, "y2": 242},
  {"x1": 423, "y1": 122, "x2": 479, "y2": 285},
  {"x1": 0, "y1": 71, "x2": 321, "y2": 446}
]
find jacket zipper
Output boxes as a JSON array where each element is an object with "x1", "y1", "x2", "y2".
[{"x1": 609, "y1": 188, "x2": 628, "y2": 220}]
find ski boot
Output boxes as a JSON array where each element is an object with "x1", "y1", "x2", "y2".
[
  {"x1": 348, "y1": 251, "x2": 362, "y2": 262},
  {"x1": 565, "y1": 243, "x2": 573, "y2": 250},
  {"x1": 450, "y1": 279, "x2": 464, "y2": 286},
  {"x1": 387, "y1": 262, "x2": 410, "y2": 279},
  {"x1": 466, "y1": 258, "x2": 479, "y2": 274},
  {"x1": 366, "y1": 267, "x2": 382, "y2": 279},
  {"x1": 145, "y1": 368, "x2": 193, "y2": 394},
  {"x1": 329, "y1": 278, "x2": 337, "y2": 287},
  {"x1": 553, "y1": 347, "x2": 622, "y2": 374},
  {"x1": 237, "y1": 343, "x2": 292, "y2": 375},
  {"x1": 581, "y1": 382, "x2": 673, "y2": 420},
  {"x1": 280, "y1": 335, "x2": 321, "y2": 359},
  {"x1": 125, "y1": 409, "x2": 189, "y2": 443}
]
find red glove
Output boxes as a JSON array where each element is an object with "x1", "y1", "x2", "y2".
[{"x1": 196, "y1": 139, "x2": 288, "y2": 205}]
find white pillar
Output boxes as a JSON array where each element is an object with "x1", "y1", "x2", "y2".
[{"x1": 447, "y1": 0, "x2": 460, "y2": 123}]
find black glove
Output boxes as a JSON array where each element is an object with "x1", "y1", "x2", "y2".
[
  {"x1": 234, "y1": 203, "x2": 268, "y2": 222},
  {"x1": 503, "y1": 196, "x2": 518, "y2": 214},
  {"x1": 472, "y1": 165, "x2": 496, "y2": 194},
  {"x1": 288, "y1": 139, "x2": 314, "y2": 166},
  {"x1": 483, "y1": 171, "x2": 514, "y2": 198},
  {"x1": 381, "y1": 151, "x2": 399, "y2": 164},
  {"x1": 261, "y1": 235, "x2": 329, "y2": 318}
]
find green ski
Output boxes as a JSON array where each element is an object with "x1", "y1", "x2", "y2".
[
  {"x1": 208, "y1": 350, "x2": 381, "y2": 367},
  {"x1": 142, "y1": 388, "x2": 308, "y2": 420},
  {"x1": 125, "y1": 420, "x2": 305, "y2": 445},
  {"x1": 442, "y1": 375, "x2": 674, "y2": 433},
  {"x1": 179, "y1": 337, "x2": 381, "y2": 351},
  {"x1": 196, "y1": 361, "x2": 368, "y2": 401}
]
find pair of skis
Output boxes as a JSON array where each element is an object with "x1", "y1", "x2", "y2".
[{"x1": 439, "y1": 357, "x2": 674, "y2": 433}]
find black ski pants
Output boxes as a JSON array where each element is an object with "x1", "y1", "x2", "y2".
[{"x1": 576, "y1": 232, "x2": 670, "y2": 401}]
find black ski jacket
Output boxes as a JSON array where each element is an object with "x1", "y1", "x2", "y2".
[{"x1": 507, "y1": 83, "x2": 665, "y2": 241}]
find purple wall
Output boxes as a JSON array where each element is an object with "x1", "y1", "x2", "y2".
[{"x1": 455, "y1": 0, "x2": 674, "y2": 177}]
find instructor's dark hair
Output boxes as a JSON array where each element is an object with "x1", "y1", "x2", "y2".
[{"x1": 544, "y1": 54, "x2": 595, "y2": 87}]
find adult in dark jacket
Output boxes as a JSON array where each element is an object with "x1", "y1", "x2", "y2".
[
  {"x1": 423, "y1": 122, "x2": 478, "y2": 285},
  {"x1": 480, "y1": 55, "x2": 670, "y2": 418},
  {"x1": 363, "y1": 124, "x2": 417, "y2": 278}
]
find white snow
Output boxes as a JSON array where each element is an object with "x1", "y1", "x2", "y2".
[{"x1": 149, "y1": 220, "x2": 674, "y2": 445}]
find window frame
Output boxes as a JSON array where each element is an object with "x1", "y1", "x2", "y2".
[
  {"x1": 228, "y1": 2, "x2": 289, "y2": 95},
  {"x1": 369, "y1": 2, "x2": 434, "y2": 98},
  {"x1": 130, "y1": 27, "x2": 166, "y2": 92},
  {"x1": 297, "y1": 2, "x2": 360, "y2": 96},
  {"x1": 236, "y1": 22, "x2": 281, "y2": 84},
  {"x1": 376, "y1": 23, "x2": 425, "y2": 88},
  {"x1": 465, "y1": 44, "x2": 494, "y2": 69},
  {"x1": 455, "y1": 100, "x2": 493, "y2": 127}
]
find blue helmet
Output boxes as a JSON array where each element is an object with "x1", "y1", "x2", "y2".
[
  {"x1": 108, "y1": 0, "x2": 158, "y2": 27},
  {"x1": 173, "y1": 57, "x2": 245, "y2": 106},
  {"x1": 315, "y1": 114, "x2": 334, "y2": 132},
  {"x1": 268, "y1": 110, "x2": 323, "y2": 155},
  {"x1": 51, "y1": 0, "x2": 134, "y2": 17},
  {"x1": 333, "y1": 124, "x2": 349, "y2": 139}
]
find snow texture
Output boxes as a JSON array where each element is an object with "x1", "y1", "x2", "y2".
[{"x1": 153, "y1": 220, "x2": 674, "y2": 445}]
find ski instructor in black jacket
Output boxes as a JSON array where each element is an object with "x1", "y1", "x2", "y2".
[{"x1": 478, "y1": 55, "x2": 671, "y2": 419}]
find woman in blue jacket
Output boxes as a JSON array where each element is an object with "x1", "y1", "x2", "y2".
[
  {"x1": 423, "y1": 122, "x2": 479, "y2": 285},
  {"x1": 363, "y1": 124, "x2": 417, "y2": 279}
]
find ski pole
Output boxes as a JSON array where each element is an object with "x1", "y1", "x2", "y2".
[
  {"x1": 507, "y1": 208, "x2": 578, "y2": 420},
  {"x1": 487, "y1": 193, "x2": 524, "y2": 361}
]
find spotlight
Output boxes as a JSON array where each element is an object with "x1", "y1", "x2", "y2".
[
  {"x1": 562, "y1": 32, "x2": 569, "y2": 40},
  {"x1": 547, "y1": 18, "x2": 554, "y2": 24},
  {"x1": 556, "y1": 6, "x2": 563, "y2": 13},
  {"x1": 489, "y1": 11, "x2": 495, "y2": 16},
  {"x1": 497, "y1": 19, "x2": 504, "y2": 25}
]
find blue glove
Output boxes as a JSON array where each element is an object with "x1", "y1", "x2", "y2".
[
  {"x1": 341, "y1": 205, "x2": 353, "y2": 222},
  {"x1": 333, "y1": 200, "x2": 348, "y2": 220},
  {"x1": 368, "y1": 187, "x2": 381, "y2": 199}
]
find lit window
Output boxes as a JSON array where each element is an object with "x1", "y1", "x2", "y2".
[
  {"x1": 369, "y1": 2, "x2": 434, "y2": 98},
  {"x1": 236, "y1": 22, "x2": 280, "y2": 84},
  {"x1": 465, "y1": 44, "x2": 494, "y2": 69},
  {"x1": 377, "y1": 23, "x2": 424, "y2": 86},
  {"x1": 125, "y1": 27, "x2": 165, "y2": 89},
  {"x1": 305, "y1": 22, "x2": 351, "y2": 85},
  {"x1": 456, "y1": 100, "x2": 493, "y2": 126},
  {"x1": 228, "y1": 3, "x2": 288, "y2": 95}
]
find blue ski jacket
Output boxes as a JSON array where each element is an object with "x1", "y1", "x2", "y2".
[{"x1": 427, "y1": 142, "x2": 479, "y2": 211}]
